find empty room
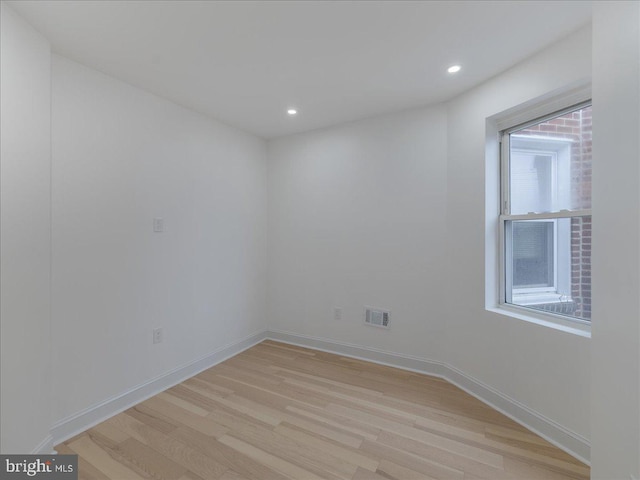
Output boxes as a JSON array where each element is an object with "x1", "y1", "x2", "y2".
[{"x1": 1, "y1": 1, "x2": 639, "y2": 479}]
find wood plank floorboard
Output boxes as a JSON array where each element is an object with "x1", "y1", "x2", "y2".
[{"x1": 56, "y1": 340, "x2": 589, "y2": 479}]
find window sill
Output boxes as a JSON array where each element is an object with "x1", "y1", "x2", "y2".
[
  {"x1": 512, "y1": 292, "x2": 572, "y2": 305},
  {"x1": 486, "y1": 305, "x2": 591, "y2": 338}
]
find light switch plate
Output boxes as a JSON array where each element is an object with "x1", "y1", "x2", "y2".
[{"x1": 153, "y1": 327, "x2": 163, "y2": 344}]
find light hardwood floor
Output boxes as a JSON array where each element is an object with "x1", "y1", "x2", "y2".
[{"x1": 55, "y1": 340, "x2": 589, "y2": 480}]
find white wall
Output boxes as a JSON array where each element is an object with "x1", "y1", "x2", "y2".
[
  {"x1": 268, "y1": 106, "x2": 448, "y2": 360},
  {"x1": 445, "y1": 26, "x2": 592, "y2": 447},
  {"x1": 591, "y1": 2, "x2": 640, "y2": 478},
  {"x1": 51, "y1": 56, "x2": 267, "y2": 424},
  {"x1": 5, "y1": 5, "x2": 639, "y2": 474},
  {"x1": 267, "y1": 26, "x2": 593, "y2": 460},
  {"x1": 0, "y1": 2, "x2": 52, "y2": 453}
]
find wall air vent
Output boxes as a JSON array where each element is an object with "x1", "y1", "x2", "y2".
[{"x1": 364, "y1": 307, "x2": 390, "y2": 329}]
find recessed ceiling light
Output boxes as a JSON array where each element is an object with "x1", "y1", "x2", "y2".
[
  {"x1": 287, "y1": 108, "x2": 297, "y2": 115},
  {"x1": 447, "y1": 65, "x2": 461, "y2": 74}
]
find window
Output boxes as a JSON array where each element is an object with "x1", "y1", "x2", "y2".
[{"x1": 500, "y1": 102, "x2": 592, "y2": 322}]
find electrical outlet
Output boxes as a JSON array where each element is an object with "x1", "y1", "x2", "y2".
[
  {"x1": 153, "y1": 217, "x2": 164, "y2": 233},
  {"x1": 153, "y1": 327, "x2": 163, "y2": 344},
  {"x1": 333, "y1": 307, "x2": 342, "y2": 320}
]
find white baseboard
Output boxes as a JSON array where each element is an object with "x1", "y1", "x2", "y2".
[
  {"x1": 50, "y1": 329, "x2": 268, "y2": 448},
  {"x1": 32, "y1": 434, "x2": 54, "y2": 454},
  {"x1": 266, "y1": 329, "x2": 590, "y2": 465},
  {"x1": 266, "y1": 329, "x2": 448, "y2": 377}
]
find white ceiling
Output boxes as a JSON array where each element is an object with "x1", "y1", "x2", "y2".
[{"x1": 9, "y1": 0, "x2": 592, "y2": 139}]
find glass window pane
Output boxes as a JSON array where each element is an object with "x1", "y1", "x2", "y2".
[
  {"x1": 509, "y1": 105, "x2": 592, "y2": 214},
  {"x1": 512, "y1": 221, "x2": 554, "y2": 288},
  {"x1": 506, "y1": 215, "x2": 591, "y2": 322}
]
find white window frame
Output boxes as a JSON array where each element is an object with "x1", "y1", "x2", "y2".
[
  {"x1": 505, "y1": 135, "x2": 573, "y2": 304},
  {"x1": 498, "y1": 100, "x2": 591, "y2": 324}
]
